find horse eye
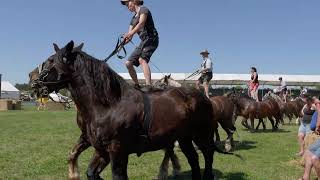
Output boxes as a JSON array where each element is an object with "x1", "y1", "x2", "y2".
[{"x1": 62, "y1": 57, "x2": 67, "y2": 63}]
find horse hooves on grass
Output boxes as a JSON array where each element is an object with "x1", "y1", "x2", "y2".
[{"x1": 225, "y1": 143, "x2": 232, "y2": 152}]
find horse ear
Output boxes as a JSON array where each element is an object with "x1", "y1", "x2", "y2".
[
  {"x1": 73, "y1": 43, "x2": 84, "y2": 52},
  {"x1": 65, "y1": 40, "x2": 74, "y2": 53},
  {"x1": 168, "y1": 74, "x2": 171, "y2": 79},
  {"x1": 53, "y1": 43, "x2": 60, "y2": 52}
]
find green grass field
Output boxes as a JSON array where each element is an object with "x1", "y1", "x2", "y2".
[{"x1": 0, "y1": 108, "x2": 308, "y2": 180}]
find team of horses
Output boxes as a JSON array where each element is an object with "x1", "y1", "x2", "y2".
[{"x1": 29, "y1": 41, "x2": 304, "y2": 180}]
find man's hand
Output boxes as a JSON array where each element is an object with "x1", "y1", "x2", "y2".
[{"x1": 123, "y1": 32, "x2": 133, "y2": 44}]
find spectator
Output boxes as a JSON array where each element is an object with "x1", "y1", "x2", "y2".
[{"x1": 301, "y1": 98, "x2": 320, "y2": 180}]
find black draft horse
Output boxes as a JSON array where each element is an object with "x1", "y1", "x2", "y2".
[
  {"x1": 30, "y1": 65, "x2": 181, "y2": 180},
  {"x1": 31, "y1": 41, "x2": 228, "y2": 180}
]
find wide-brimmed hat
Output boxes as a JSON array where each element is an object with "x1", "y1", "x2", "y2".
[
  {"x1": 200, "y1": 49, "x2": 210, "y2": 55},
  {"x1": 121, "y1": 0, "x2": 143, "y2": 5}
]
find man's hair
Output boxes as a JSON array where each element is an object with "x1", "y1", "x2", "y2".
[
  {"x1": 132, "y1": 0, "x2": 143, "y2": 5},
  {"x1": 251, "y1": 67, "x2": 257, "y2": 72}
]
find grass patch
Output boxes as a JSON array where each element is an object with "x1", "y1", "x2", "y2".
[{"x1": 0, "y1": 109, "x2": 308, "y2": 179}]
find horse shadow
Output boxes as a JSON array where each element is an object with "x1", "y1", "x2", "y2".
[
  {"x1": 231, "y1": 140, "x2": 257, "y2": 151},
  {"x1": 168, "y1": 169, "x2": 248, "y2": 180},
  {"x1": 253, "y1": 129, "x2": 291, "y2": 134}
]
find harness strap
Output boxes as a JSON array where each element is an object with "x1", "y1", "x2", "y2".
[
  {"x1": 104, "y1": 36, "x2": 128, "y2": 63},
  {"x1": 142, "y1": 93, "x2": 152, "y2": 138}
]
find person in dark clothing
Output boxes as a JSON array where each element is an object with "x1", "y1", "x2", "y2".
[{"x1": 121, "y1": 0, "x2": 159, "y2": 89}]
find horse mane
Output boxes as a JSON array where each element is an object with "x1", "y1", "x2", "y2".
[{"x1": 72, "y1": 50, "x2": 131, "y2": 105}]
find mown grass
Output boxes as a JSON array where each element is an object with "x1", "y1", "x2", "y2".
[{"x1": 0, "y1": 109, "x2": 309, "y2": 179}]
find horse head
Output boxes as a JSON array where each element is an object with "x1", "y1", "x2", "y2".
[
  {"x1": 154, "y1": 74, "x2": 181, "y2": 89},
  {"x1": 30, "y1": 41, "x2": 84, "y2": 96}
]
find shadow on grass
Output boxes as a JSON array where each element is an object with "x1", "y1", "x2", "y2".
[
  {"x1": 232, "y1": 140, "x2": 257, "y2": 151},
  {"x1": 168, "y1": 169, "x2": 248, "y2": 180},
  {"x1": 215, "y1": 140, "x2": 257, "y2": 151},
  {"x1": 253, "y1": 129, "x2": 291, "y2": 133}
]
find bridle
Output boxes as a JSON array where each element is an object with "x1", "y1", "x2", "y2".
[{"x1": 32, "y1": 60, "x2": 71, "y2": 96}]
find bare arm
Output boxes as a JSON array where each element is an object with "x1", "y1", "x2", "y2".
[
  {"x1": 130, "y1": 13, "x2": 147, "y2": 35},
  {"x1": 316, "y1": 103, "x2": 320, "y2": 133},
  {"x1": 301, "y1": 104, "x2": 307, "y2": 116},
  {"x1": 128, "y1": 25, "x2": 133, "y2": 33},
  {"x1": 124, "y1": 13, "x2": 147, "y2": 42}
]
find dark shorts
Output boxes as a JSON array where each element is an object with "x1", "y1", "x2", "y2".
[
  {"x1": 198, "y1": 72, "x2": 213, "y2": 84},
  {"x1": 128, "y1": 37, "x2": 159, "y2": 67}
]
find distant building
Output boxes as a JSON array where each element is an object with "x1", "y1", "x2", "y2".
[{"x1": 1, "y1": 81, "x2": 20, "y2": 100}]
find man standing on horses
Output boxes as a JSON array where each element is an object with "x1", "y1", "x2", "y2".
[
  {"x1": 121, "y1": 0, "x2": 159, "y2": 89},
  {"x1": 196, "y1": 49, "x2": 213, "y2": 98},
  {"x1": 279, "y1": 77, "x2": 288, "y2": 102}
]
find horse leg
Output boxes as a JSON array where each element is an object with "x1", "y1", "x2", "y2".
[
  {"x1": 86, "y1": 150, "x2": 110, "y2": 180},
  {"x1": 241, "y1": 118, "x2": 249, "y2": 129},
  {"x1": 250, "y1": 116, "x2": 256, "y2": 133},
  {"x1": 268, "y1": 117, "x2": 276, "y2": 131},
  {"x1": 168, "y1": 148, "x2": 181, "y2": 177},
  {"x1": 255, "y1": 119, "x2": 261, "y2": 130},
  {"x1": 214, "y1": 128, "x2": 221, "y2": 142},
  {"x1": 178, "y1": 138, "x2": 201, "y2": 180},
  {"x1": 68, "y1": 134, "x2": 90, "y2": 180},
  {"x1": 221, "y1": 125, "x2": 235, "y2": 152},
  {"x1": 110, "y1": 154, "x2": 129, "y2": 180},
  {"x1": 157, "y1": 147, "x2": 181, "y2": 180},
  {"x1": 193, "y1": 137, "x2": 215, "y2": 180},
  {"x1": 157, "y1": 150, "x2": 170, "y2": 180}
]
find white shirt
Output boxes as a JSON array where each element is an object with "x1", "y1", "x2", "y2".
[
  {"x1": 201, "y1": 57, "x2": 213, "y2": 72},
  {"x1": 280, "y1": 80, "x2": 286, "y2": 88}
]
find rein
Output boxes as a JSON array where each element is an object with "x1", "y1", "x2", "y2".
[
  {"x1": 104, "y1": 36, "x2": 131, "y2": 63},
  {"x1": 183, "y1": 69, "x2": 201, "y2": 81}
]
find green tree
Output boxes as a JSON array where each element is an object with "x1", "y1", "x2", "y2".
[{"x1": 15, "y1": 83, "x2": 32, "y2": 91}]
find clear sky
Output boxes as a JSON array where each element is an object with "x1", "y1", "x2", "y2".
[{"x1": 0, "y1": 0, "x2": 319, "y2": 84}]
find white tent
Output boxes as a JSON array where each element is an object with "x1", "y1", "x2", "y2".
[{"x1": 1, "y1": 81, "x2": 20, "y2": 100}]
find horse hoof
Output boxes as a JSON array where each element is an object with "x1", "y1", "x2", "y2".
[
  {"x1": 69, "y1": 174, "x2": 80, "y2": 180},
  {"x1": 225, "y1": 143, "x2": 232, "y2": 152}
]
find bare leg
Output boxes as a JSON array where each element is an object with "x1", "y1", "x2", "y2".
[
  {"x1": 254, "y1": 89, "x2": 259, "y2": 102},
  {"x1": 203, "y1": 82, "x2": 210, "y2": 98},
  {"x1": 311, "y1": 154, "x2": 320, "y2": 178},
  {"x1": 125, "y1": 61, "x2": 139, "y2": 85},
  {"x1": 302, "y1": 150, "x2": 313, "y2": 180},
  {"x1": 139, "y1": 58, "x2": 151, "y2": 86},
  {"x1": 68, "y1": 135, "x2": 90, "y2": 180},
  {"x1": 298, "y1": 133, "x2": 305, "y2": 156}
]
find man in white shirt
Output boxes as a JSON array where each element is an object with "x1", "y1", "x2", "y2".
[
  {"x1": 279, "y1": 77, "x2": 288, "y2": 102},
  {"x1": 196, "y1": 49, "x2": 213, "y2": 98}
]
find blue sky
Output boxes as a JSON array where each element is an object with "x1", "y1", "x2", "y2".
[{"x1": 0, "y1": 0, "x2": 319, "y2": 84}]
